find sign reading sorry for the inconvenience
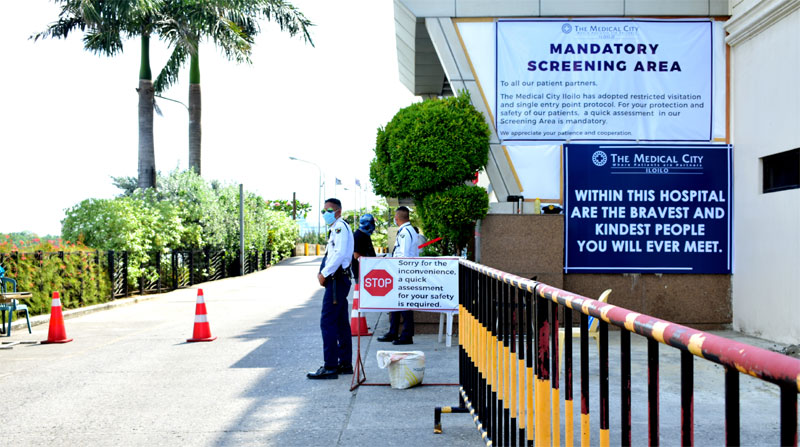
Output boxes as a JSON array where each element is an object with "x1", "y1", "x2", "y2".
[{"x1": 359, "y1": 257, "x2": 459, "y2": 312}]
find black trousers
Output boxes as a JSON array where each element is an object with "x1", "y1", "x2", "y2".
[{"x1": 388, "y1": 310, "x2": 414, "y2": 340}]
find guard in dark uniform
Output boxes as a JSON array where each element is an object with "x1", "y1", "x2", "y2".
[
  {"x1": 377, "y1": 206, "x2": 419, "y2": 345},
  {"x1": 352, "y1": 214, "x2": 377, "y2": 283},
  {"x1": 308, "y1": 198, "x2": 354, "y2": 379}
]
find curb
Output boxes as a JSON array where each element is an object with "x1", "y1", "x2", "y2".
[{"x1": 7, "y1": 293, "x2": 165, "y2": 331}]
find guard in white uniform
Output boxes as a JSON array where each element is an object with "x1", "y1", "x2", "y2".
[
  {"x1": 308, "y1": 198, "x2": 354, "y2": 379},
  {"x1": 378, "y1": 206, "x2": 419, "y2": 345}
]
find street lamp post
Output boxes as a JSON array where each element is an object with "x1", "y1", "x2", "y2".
[{"x1": 288, "y1": 156, "x2": 324, "y2": 239}]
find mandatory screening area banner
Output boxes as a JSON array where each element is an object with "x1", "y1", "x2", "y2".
[
  {"x1": 564, "y1": 144, "x2": 732, "y2": 274},
  {"x1": 358, "y1": 257, "x2": 459, "y2": 312},
  {"x1": 496, "y1": 20, "x2": 713, "y2": 142}
]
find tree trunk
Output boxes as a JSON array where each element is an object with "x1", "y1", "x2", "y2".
[
  {"x1": 138, "y1": 33, "x2": 156, "y2": 189},
  {"x1": 188, "y1": 52, "x2": 201, "y2": 174}
]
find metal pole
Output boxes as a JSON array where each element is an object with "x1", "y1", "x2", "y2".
[
  {"x1": 292, "y1": 191, "x2": 297, "y2": 220},
  {"x1": 239, "y1": 183, "x2": 245, "y2": 277},
  {"x1": 288, "y1": 157, "x2": 323, "y2": 241}
]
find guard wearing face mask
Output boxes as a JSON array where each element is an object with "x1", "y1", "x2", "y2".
[
  {"x1": 308, "y1": 198, "x2": 354, "y2": 380},
  {"x1": 377, "y1": 206, "x2": 419, "y2": 345},
  {"x1": 352, "y1": 214, "x2": 377, "y2": 283}
]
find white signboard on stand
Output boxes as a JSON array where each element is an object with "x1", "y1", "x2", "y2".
[{"x1": 358, "y1": 257, "x2": 459, "y2": 312}]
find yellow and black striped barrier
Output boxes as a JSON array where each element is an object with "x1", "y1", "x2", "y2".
[{"x1": 435, "y1": 260, "x2": 800, "y2": 447}]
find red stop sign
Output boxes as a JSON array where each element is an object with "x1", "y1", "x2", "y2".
[{"x1": 363, "y1": 269, "x2": 394, "y2": 296}]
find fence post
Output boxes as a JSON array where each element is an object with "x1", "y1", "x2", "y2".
[
  {"x1": 95, "y1": 250, "x2": 101, "y2": 294},
  {"x1": 189, "y1": 250, "x2": 195, "y2": 286},
  {"x1": 535, "y1": 286, "x2": 551, "y2": 446},
  {"x1": 108, "y1": 250, "x2": 115, "y2": 299},
  {"x1": 139, "y1": 252, "x2": 145, "y2": 295},
  {"x1": 204, "y1": 247, "x2": 211, "y2": 282},
  {"x1": 156, "y1": 251, "x2": 162, "y2": 293},
  {"x1": 122, "y1": 251, "x2": 129, "y2": 297},
  {"x1": 172, "y1": 250, "x2": 178, "y2": 291}
]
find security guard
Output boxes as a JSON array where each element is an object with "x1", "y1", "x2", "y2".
[
  {"x1": 308, "y1": 198, "x2": 354, "y2": 379},
  {"x1": 377, "y1": 206, "x2": 419, "y2": 345}
]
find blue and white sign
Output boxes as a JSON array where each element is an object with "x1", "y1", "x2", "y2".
[
  {"x1": 496, "y1": 20, "x2": 713, "y2": 142},
  {"x1": 564, "y1": 144, "x2": 732, "y2": 274}
]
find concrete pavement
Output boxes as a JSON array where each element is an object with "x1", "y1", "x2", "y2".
[
  {"x1": 1, "y1": 256, "x2": 795, "y2": 446},
  {"x1": 0, "y1": 256, "x2": 476, "y2": 446}
]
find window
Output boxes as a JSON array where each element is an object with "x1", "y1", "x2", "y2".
[{"x1": 762, "y1": 148, "x2": 800, "y2": 193}]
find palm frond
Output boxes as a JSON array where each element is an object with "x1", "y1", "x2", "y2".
[
  {"x1": 154, "y1": 45, "x2": 188, "y2": 94},
  {"x1": 83, "y1": 28, "x2": 125, "y2": 56}
]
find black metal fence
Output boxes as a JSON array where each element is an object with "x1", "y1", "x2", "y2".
[
  {"x1": 108, "y1": 248, "x2": 273, "y2": 299},
  {"x1": 435, "y1": 260, "x2": 800, "y2": 447}
]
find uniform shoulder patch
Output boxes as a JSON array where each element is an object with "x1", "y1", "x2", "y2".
[
  {"x1": 399, "y1": 233, "x2": 405, "y2": 238},
  {"x1": 335, "y1": 228, "x2": 341, "y2": 234}
]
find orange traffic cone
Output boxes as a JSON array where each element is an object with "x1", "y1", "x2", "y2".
[
  {"x1": 41, "y1": 291, "x2": 73, "y2": 344},
  {"x1": 350, "y1": 284, "x2": 372, "y2": 336},
  {"x1": 187, "y1": 289, "x2": 216, "y2": 342}
]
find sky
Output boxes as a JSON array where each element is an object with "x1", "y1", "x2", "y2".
[{"x1": 1, "y1": 0, "x2": 418, "y2": 235}]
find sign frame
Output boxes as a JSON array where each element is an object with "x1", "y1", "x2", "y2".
[
  {"x1": 563, "y1": 143, "x2": 733, "y2": 274},
  {"x1": 358, "y1": 256, "x2": 460, "y2": 312},
  {"x1": 495, "y1": 19, "x2": 714, "y2": 143}
]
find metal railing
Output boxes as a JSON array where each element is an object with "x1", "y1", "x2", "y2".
[
  {"x1": 108, "y1": 248, "x2": 272, "y2": 298},
  {"x1": 435, "y1": 259, "x2": 800, "y2": 446}
]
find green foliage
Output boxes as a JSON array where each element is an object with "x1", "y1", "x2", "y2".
[
  {"x1": 298, "y1": 232, "x2": 326, "y2": 245},
  {"x1": 64, "y1": 170, "x2": 299, "y2": 280},
  {"x1": 370, "y1": 93, "x2": 491, "y2": 253},
  {"x1": 418, "y1": 185, "x2": 489, "y2": 253},
  {"x1": 0, "y1": 250, "x2": 111, "y2": 315},
  {"x1": 61, "y1": 196, "x2": 183, "y2": 283},
  {"x1": 0, "y1": 170, "x2": 300, "y2": 316},
  {"x1": 370, "y1": 93, "x2": 490, "y2": 199},
  {"x1": 266, "y1": 199, "x2": 311, "y2": 219}
]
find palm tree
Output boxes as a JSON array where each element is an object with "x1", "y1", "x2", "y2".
[
  {"x1": 33, "y1": 0, "x2": 161, "y2": 189},
  {"x1": 153, "y1": 0, "x2": 313, "y2": 175}
]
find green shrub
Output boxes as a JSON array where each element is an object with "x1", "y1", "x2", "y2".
[
  {"x1": 418, "y1": 185, "x2": 489, "y2": 253},
  {"x1": 370, "y1": 93, "x2": 491, "y2": 253},
  {"x1": 370, "y1": 93, "x2": 490, "y2": 199},
  {"x1": 0, "y1": 250, "x2": 111, "y2": 315}
]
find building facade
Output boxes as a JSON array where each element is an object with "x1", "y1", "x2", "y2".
[{"x1": 392, "y1": 0, "x2": 799, "y2": 342}]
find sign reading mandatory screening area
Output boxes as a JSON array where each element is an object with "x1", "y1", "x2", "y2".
[
  {"x1": 564, "y1": 144, "x2": 732, "y2": 274},
  {"x1": 496, "y1": 20, "x2": 713, "y2": 142},
  {"x1": 358, "y1": 257, "x2": 459, "y2": 312}
]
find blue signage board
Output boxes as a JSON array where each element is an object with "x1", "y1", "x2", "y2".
[{"x1": 564, "y1": 144, "x2": 732, "y2": 274}]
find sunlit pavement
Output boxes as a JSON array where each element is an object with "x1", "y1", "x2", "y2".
[{"x1": 0, "y1": 256, "x2": 476, "y2": 446}]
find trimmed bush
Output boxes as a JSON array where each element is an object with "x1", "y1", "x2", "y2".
[{"x1": 370, "y1": 94, "x2": 490, "y2": 199}]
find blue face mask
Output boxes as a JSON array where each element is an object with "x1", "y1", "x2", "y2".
[{"x1": 323, "y1": 211, "x2": 337, "y2": 226}]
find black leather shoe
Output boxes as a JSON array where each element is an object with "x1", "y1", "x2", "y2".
[
  {"x1": 337, "y1": 364, "x2": 354, "y2": 374},
  {"x1": 392, "y1": 337, "x2": 413, "y2": 345},
  {"x1": 307, "y1": 366, "x2": 338, "y2": 379},
  {"x1": 377, "y1": 333, "x2": 396, "y2": 342}
]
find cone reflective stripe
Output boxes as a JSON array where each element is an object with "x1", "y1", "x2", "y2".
[
  {"x1": 42, "y1": 291, "x2": 73, "y2": 344},
  {"x1": 350, "y1": 284, "x2": 372, "y2": 336},
  {"x1": 187, "y1": 289, "x2": 216, "y2": 342}
]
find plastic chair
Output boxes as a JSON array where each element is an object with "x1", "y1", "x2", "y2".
[
  {"x1": 0, "y1": 277, "x2": 32, "y2": 336},
  {"x1": 559, "y1": 289, "x2": 612, "y2": 362}
]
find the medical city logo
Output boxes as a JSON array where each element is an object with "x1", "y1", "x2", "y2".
[
  {"x1": 591, "y1": 151, "x2": 608, "y2": 166},
  {"x1": 561, "y1": 23, "x2": 573, "y2": 34}
]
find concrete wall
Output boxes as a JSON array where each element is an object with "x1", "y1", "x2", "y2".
[
  {"x1": 727, "y1": 2, "x2": 800, "y2": 343},
  {"x1": 480, "y1": 214, "x2": 732, "y2": 327}
]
